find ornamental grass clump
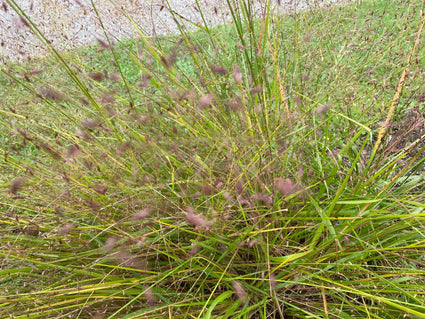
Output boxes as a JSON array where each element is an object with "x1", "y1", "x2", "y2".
[{"x1": 2, "y1": 0, "x2": 425, "y2": 318}]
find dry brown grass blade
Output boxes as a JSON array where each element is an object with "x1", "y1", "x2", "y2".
[
  {"x1": 268, "y1": 35, "x2": 289, "y2": 114},
  {"x1": 322, "y1": 286, "x2": 328, "y2": 316},
  {"x1": 371, "y1": 14, "x2": 425, "y2": 158}
]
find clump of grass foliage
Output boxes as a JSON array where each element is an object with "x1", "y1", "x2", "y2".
[{"x1": 2, "y1": 0, "x2": 425, "y2": 317}]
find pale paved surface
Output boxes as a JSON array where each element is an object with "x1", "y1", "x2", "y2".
[{"x1": 0, "y1": 0, "x2": 350, "y2": 63}]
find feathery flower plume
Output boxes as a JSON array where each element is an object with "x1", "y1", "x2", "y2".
[
  {"x1": 198, "y1": 93, "x2": 214, "y2": 109},
  {"x1": 232, "y1": 66, "x2": 243, "y2": 83},
  {"x1": 131, "y1": 208, "x2": 151, "y2": 221},
  {"x1": 185, "y1": 207, "x2": 211, "y2": 228},
  {"x1": 9, "y1": 177, "x2": 26, "y2": 195},
  {"x1": 232, "y1": 281, "x2": 247, "y2": 304},
  {"x1": 274, "y1": 177, "x2": 299, "y2": 196}
]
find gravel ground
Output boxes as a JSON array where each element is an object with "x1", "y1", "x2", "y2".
[{"x1": 0, "y1": 0, "x2": 350, "y2": 63}]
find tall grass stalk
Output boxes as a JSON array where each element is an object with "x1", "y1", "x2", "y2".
[{"x1": 2, "y1": 0, "x2": 425, "y2": 318}]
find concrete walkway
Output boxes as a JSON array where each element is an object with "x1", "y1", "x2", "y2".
[{"x1": 0, "y1": 0, "x2": 349, "y2": 63}]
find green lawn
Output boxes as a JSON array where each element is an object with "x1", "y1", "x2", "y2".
[{"x1": 2, "y1": 0, "x2": 425, "y2": 318}]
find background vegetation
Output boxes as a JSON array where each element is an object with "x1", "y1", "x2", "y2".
[{"x1": 2, "y1": 0, "x2": 425, "y2": 317}]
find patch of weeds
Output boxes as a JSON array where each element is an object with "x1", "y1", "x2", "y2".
[{"x1": 2, "y1": 0, "x2": 425, "y2": 318}]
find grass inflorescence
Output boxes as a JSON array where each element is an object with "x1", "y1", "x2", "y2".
[{"x1": 2, "y1": 0, "x2": 425, "y2": 318}]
